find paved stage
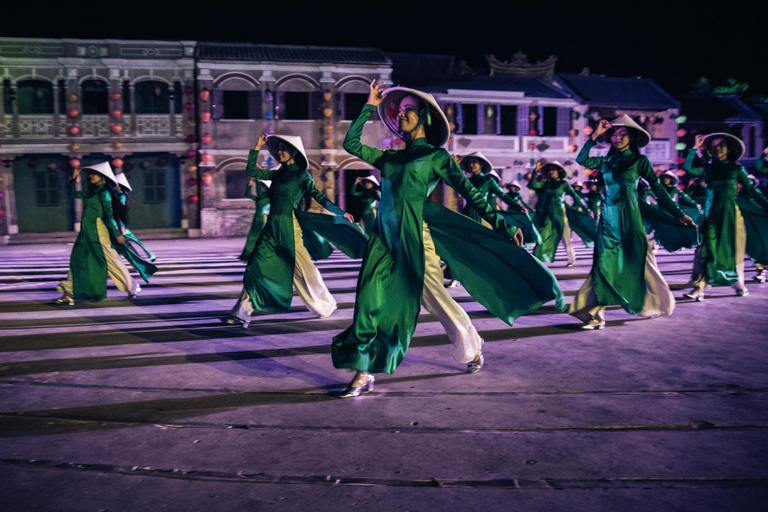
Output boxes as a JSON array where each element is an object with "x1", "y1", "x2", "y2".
[{"x1": 1, "y1": 237, "x2": 766, "y2": 511}]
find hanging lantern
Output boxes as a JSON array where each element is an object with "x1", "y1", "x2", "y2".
[
  {"x1": 323, "y1": 107, "x2": 333, "y2": 118},
  {"x1": 187, "y1": 177, "x2": 197, "y2": 187},
  {"x1": 676, "y1": 169, "x2": 686, "y2": 176},
  {"x1": 676, "y1": 129, "x2": 687, "y2": 138},
  {"x1": 569, "y1": 129, "x2": 578, "y2": 138},
  {"x1": 528, "y1": 129, "x2": 537, "y2": 136},
  {"x1": 47, "y1": 162, "x2": 58, "y2": 171},
  {"x1": 67, "y1": 108, "x2": 79, "y2": 118},
  {"x1": 199, "y1": 89, "x2": 210, "y2": 101},
  {"x1": 675, "y1": 142, "x2": 687, "y2": 151},
  {"x1": 323, "y1": 137, "x2": 334, "y2": 149},
  {"x1": 188, "y1": 165, "x2": 198, "y2": 172},
  {"x1": 157, "y1": 158, "x2": 168, "y2": 166},
  {"x1": 68, "y1": 126, "x2": 80, "y2": 136},
  {"x1": 265, "y1": 91, "x2": 274, "y2": 102},
  {"x1": 568, "y1": 144, "x2": 578, "y2": 153},
  {"x1": 323, "y1": 125, "x2": 334, "y2": 135},
  {"x1": 110, "y1": 92, "x2": 122, "y2": 101},
  {"x1": 528, "y1": 142, "x2": 537, "y2": 151},
  {"x1": 583, "y1": 126, "x2": 594, "y2": 136},
  {"x1": 111, "y1": 110, "x2": 122, "y2": 118},
  {"x1": 677, "y1": 157, "x2": 686, "y2": 165},
  {"x1": 201, "y1": 172, "x2": 213, "y2": 185},
  {"x1": 29, "y1": 159, "x2": 40, "y2": 168},
  {"x1": 69, "y1": 158, "x2": 81, "y2": 168},
  {"x1": 675, "y1": 115, "x2": 687, "y2": 124},
  {"x1": 322, "y1": 91, "x2": 333, "y2": 102},
  {"x1": 264, "y1": 111, "x2": 274, "y2": 120},
  {"x1": 67, "y1": 94, "x2": 79, "y2": 103},
  {"x1": 112, "y1": 141, "x2": 122, "y2": 149},
  {"x1": 186, "y1": 149, "x2": 197, "y2": 157},
  {"x1": 112, "y1": 158, "x2": 124, "y2": 168},
  {"x1": 185, "y1": 102, "x2": 195, "y2": 111},
  {"x1": 570, "y1": 110, "x2": 580, "y2": 120},
  {"x1": 141, "y1": 160, "x2": 151, "y2": 169},
  {"x1": 445, "y1": 105, "x2": 454, "y2": 116},
  {"x1": 449, "y1": 122, "x2": 456, "y2": 131},
  {"x1": 201, "y1": 134, "x2": 212, "y2": 145},
  {"x1": 188, "y1": 195, "x2": 199, "y2": 203},
  {"x1": 187, "y1": 120, "x2": 196, "y2": 127},
  {"x1": 0, "y1": 209, "x2": 4, "y2": 218},
  {"x1": 123, "y1": 162, "x2": 133, "y2": 171},
  {"x1": 200, "y1": 112, "x2": 211, "y2": 123},
  {"x1": 201, "y1": 153, "x2": 213, "y2": 165},
  {"x1": 185, "y1": 134, "x2": 196, "y2": 144},
  {"x1": 184, "y1": 85, "x2": 194, "y2": 96},
  {"x1": 111, "y1": 124, "x2": 123, "y2": 134},
  {"x1": 69, "y1": 143, "x2": 80, "y2": 152},
  {"x1": 486, "y1": 107, "x2": 494, "y2": 118}
]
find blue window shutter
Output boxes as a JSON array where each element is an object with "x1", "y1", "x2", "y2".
[
  {"x1": 211, "y1": 89, "x2": 224, "y2": 119},
  {"x1": 517, "y1": 105, "x2": 529, "y2": 135},
  {"x1": 557, "y1": 108, "x2": 571, "y2": 136}
]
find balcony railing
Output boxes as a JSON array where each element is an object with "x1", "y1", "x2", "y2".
[{"x1": 0, "y1": 113, "x2": 182, "y2": 139}]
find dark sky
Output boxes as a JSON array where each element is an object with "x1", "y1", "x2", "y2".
[{"x1": 11, "y1": 1, "x2": 768, "y2": 97}]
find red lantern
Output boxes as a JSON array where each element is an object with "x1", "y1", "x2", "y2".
[
  {"x1": 69, "y1": 158, "x2": 81, "y2": 168},
  {"x1": 187, "y1": 177, "x2": 197, "y2": 187},
  {"x1": 188, "y1": 165, "x2": 198, "y2": 172},
  {"x1": 201, "y1": 134, "x2": 212, "y2": 144},
  {"x1": 185, "y1": 102, "x2": 195, "y2": 111},
  {"x1": 569, "y1": 129, "x2": 578, "y2": 138},
  {"x1": 29, "y1": 159, "x2": 40, "y2": 168},
  {"x1": 201, "y1": 154, "x2": 213, "y2": 165},
  {"x1": 0, "y1": 209, "x2": 4, "y2": 218},
  {"x1": 200, "y1": 112, "x2": 211, "y2": 123},
  {"x1": 112, "y1": 158, "x2": 124, "y2": 168},
  {"x1": 111, "y1": 110, "x2": 122, "y2": 118},
  {"x1": 185, "y1": 135, "x2": 196, "y2": 144},
  {"x1": 110, "y1": 92, "x2": 122, "y2": 101},
  {"x1": 111, "y1": 124, "x2": 123, "y2": 134},
  {"x1": 199, "y1": 90, "x2": 210, "y2": 101},
  {"x1": 677, "y1": 157, "x2": 686, "y2": 165},
  {"x1": 184, "y1": 85, "x2": 194, "y2": 96},
  {"x1": 676, "y1": 129, "x2": 687, "y2": 138},
  {"x1": 68, "y1": 108, "x2": 79, "y2": 118},
  {"x1": 188, "y1": 195, "x2": 199, "y2": 203},
  {"x1": 583, "y1": 126, "x2": 594, "y2": 136},
  {"x1": 568, "y1": 144, "x2": 578, "y2": 153},
  {"x1": 528, "y1": 129, "x2": 537, "y2": 136},
  {"x1": 68, "y1": 126, "x2": 80, "y2": 136},
  {"x1": 112, "y1": 141, "x2": 123, "y2": 149},
  {"x1": 201, "y1": 172, "x2": 213, "y2": 185},
  {"x1": 528, "y1": 142, "x2": 537, "y2": 151},
  {"x1": 69, "y1": 143, "x2": 80, "y2": 152},
  {"x1": 186, "y1": 149, "x2": 197, "y2": 157}
]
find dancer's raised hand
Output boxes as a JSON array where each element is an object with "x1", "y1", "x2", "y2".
[
  {"x1": 254, "y1": 133, "x2": 269, "y2": 151},
  {"x1": 367, "y1": 79, "x2": 386, "y2": 107},
  {"x1": 693, "y1": 134, "x2": 706, "y2": 150},
  {"x1": 593, "y1": 119, "x2": 612, "y2": 140}
]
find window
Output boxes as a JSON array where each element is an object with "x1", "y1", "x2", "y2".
[
  {"x1": 542, "y1": 107, "x2": 558, "y2": 136},
  {"x1": 18, "y1": 80, "x2": 54, "y2": 114},
  {"x1": 225, "y1": 169, "x2": 250, "y2": 199},
  {"x1": 34, "y1": 171, "x2": 60, "y2": 206},
  {"x1": 343, "y1": 93, "x2": 368, "y2": 120},
  {"x1": 499, "y1": 105, "x2": 518, "y2": 135},
  {"x1": 223, "y1": 91, "x2": 249, "y2": 119},
  {"x1": 173, "y1": 82, "x2": 183, "y2": 114},
  {"x1": 2, "y1": 79, "x2": 12, "y2": 114},
  {"x1": 58, "y1": 80, "x2": 67, "y2": 114},
  {"x1": 123, "y1": 81, "x2": 131, "y2": 114},
  {"x1": 284, "y1": 92, "x2": 310, "y2": 120},
  {"x1": 135, "y1": 81, "x2": 170, "y2": 114},
  {"x1": 459, "y1": 104, "x2": 478, "y2": 134},
  {"x1": 144, "y1": 169, "x2": 167, "y2": 203},
  {"x1": 81, "y1": 79, "x2": 109, "y2": 114}
]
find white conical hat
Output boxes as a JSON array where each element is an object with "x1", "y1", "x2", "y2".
[
  {"x1": 459, "y1": 151, "x2": 493, "y2": 174},
  {"x1": 703, "y1": 132, "x2": 745, "y2": 161},
  {"x1": 660, "y1": 170, "x2": 679, "y2": 185},
  {"x1": 82, "y1": 161, "x2": 117, "y2": 185},
  {"x1": 378, "y1": 87, "x2": 451, "y2": 147},
  {"x1": 115, "y1": 172, "x2": 132, "y2": 191},
  {"x1": 260, "y1": 179, "x2": 272, "y2": 188},
  {"x1": 266, "y1": 135, "x2": 308, "y2": 171},
  {"x1": 609, "y1": 114, "x2": 651, "y2": 148},
  {"x1": 541, "y1": 160, "x2": 567, "y2": 178},
  {"x1": 487, "y1": 169, "x2": 502, "y2": 183},
  {"x1": 506, "y1": 180, "x2": 523, "y2": 190},
  {"x1": 360, "y1": 175, "x2": 380, "y2": 187}
]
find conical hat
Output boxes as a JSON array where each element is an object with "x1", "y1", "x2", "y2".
[
  {"x1": 82, "y1": 161, "x2": 117, "y2": 185},
  {"x1": 360, "y1": 175, "x2": 380, "y2": 187},
  {"x1": 542, "y1": 160, "x2": 567, "y2": 179},
  {"x1": 703, "y1": 132, "x2": 745, "y2": 161},
  {"x1": 506, "y1": 180, "x2": 523, "y2": 190},
  {"x1": 266, "y1": 135, "x2": 308, "y2": 171},
  {"x1": 486, "y1": 170, "x2": 502, "y2": 183},
  {"x1": 659, "y1": 170, "x2": 678, "y2": 185},
  {"x1": 115, "y1": 172, "x2": 132, "y2": 191},
  {"x1": 378, "y1": 87, "x2": 451, "y2": 147},
  {"x1": 459, "y1": 151, "x2": 493, "y2": 174},
  {"x1": 609, "y1": 114, "x2": 651, "y2": 148}
]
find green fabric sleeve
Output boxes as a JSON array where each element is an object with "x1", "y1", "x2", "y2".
[
  {"x1": 527, "y1": 172, "x2": 546, "y2": 190},
  {"x1": 351, "y1": 183, "x2": 364, "y2": 198},
  {"x1": 755, "y1": 153, "x2": 767, "y2": 174},
  {"x1": 489, "y1": 179, "x2": 519, "y2": 209},
  {"x1": 245, "y1": 150, "x2": 274, "y2": 179},
  {"x1": 99, "y1": 190, "x2": 122, "y2": 239},
  {"x1": 565, "y1": 183, "x2": 587, "y2": 210},
  {"x1": 640, "y1": 157, "x2": 685, "y2": 219},
  {"x1": 676, "y1": 188, "x2": 699, "y2": 208},
  {"x1": 343, "y1": 104, "x2": 385, "y2": 167},
  {"x1": 682, "y1": 149, "x2": 706, "y2": 176},
  {"x1": 69, "y1": 179, "x2": 85, "y2": 199},
  {"x1": 435, "y1": 150, "x2": 512, "y2": 236},
  {"x1": 738, "y1": 166, "x2": 768, "y2": 211},
  {"x1": 306, "y1": 176, "x2": 345, "y2": 216},
  {"x1": 576, "y1": 138, "x2": 604, "y2": 170},
  {"x1": 244, "y1": 181, "x2": 258, "y2": 201}
]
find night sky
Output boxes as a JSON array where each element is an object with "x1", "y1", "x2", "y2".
[{"x1": 10, "y1": 0, "x2": 768, "y2": 97}]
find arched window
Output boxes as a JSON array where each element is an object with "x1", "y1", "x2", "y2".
[
  {"x1": 17, "y1": 80, "x2": 54, "y2": 114},
  {"x1": 135, "y1": 80, "x2": 170, "y2": 114},
  {"x1": 81, "y1": 79, "x2": 109, "y2": 114}
]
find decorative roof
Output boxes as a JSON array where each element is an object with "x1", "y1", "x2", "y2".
[
  {"x1": 386, "y1": 52, "x2": 457, "y2": 86},
  {"x1": 555, "y1": 73, "x2": 680, "y2": 110},
  {"x1": 196, "y1": 42, "x2": 391, "y2": 65},
  {"x1": 421, "y1": 75, "x2": 572, "y2": 99},
  {"x1": 677, "y1": 95, "x2": 761, "y2": 123},
  {"x1": 486, "y1": 52, "x2": 558, "y2": 81}
]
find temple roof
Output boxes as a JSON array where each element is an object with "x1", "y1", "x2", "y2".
[{"x1": 555, "y1": 73, "x2": 680, "y2": 110}]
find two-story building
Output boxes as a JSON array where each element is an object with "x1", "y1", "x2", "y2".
[{"x1": 0, "y1": 37, "x2": 196, "y2": 241}]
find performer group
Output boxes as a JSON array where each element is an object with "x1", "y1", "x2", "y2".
[{"x1": 52, "y1": 80, "x2": 768, "y2": 398}]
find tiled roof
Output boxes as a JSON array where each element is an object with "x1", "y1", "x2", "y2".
[
  {"x1": 678, "y1": 95, "x2": 761, "y2": 123},
  {"x1": 555, "y1": 73, "x2": 679, "y2": 109},
  {"x1": 196, "y1": 42, "x2": 391, "y2": 65},
  {"x1": 421, "y1": 75, "x2": 573, "y2": 99}
]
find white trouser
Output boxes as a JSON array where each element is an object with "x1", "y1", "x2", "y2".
[
  {"x1": 562, "y1": 207, "x2": 576, "y2": 265},
  {"x1": 692, "y1": 206, "x2": 747, "y2": 292},
  {"x1": 232, "y1": 213, "x2": 338, "y2": 319},
  {"x1": 421, "y1": 222, "x2": 483, "y2": 364},
  {"x1": 58, "y1": 217, "x2": 136, "y2": 297},
  {"x1": 569, "y1": 241, "x2": 674, "y2": 323}
]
